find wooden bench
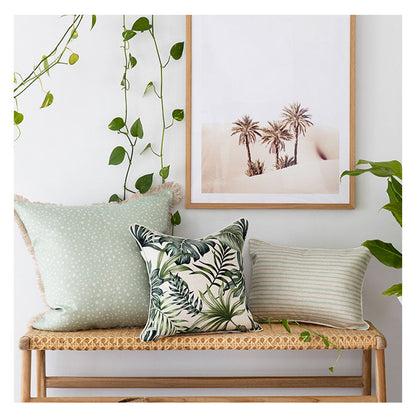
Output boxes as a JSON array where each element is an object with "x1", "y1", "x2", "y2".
[{"x1": 19, "y1": 321, "x2": 386, "y2": 402}]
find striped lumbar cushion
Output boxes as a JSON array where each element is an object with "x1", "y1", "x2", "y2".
[{"x1": 248, "y1": 239, "x2": 371, "y2": 330}]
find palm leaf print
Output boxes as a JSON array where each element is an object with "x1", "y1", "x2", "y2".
[{"x1": 169, "y1": 273, "x2": 203, "y2": 317}]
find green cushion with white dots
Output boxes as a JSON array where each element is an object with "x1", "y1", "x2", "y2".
[{"x1": 14, "y1": 183, "x2": 181, "y2": 331}]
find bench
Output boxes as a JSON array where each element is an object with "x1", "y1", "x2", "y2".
[{"x1": 19, "y1": 321, "x2": 386, "y2": 402}]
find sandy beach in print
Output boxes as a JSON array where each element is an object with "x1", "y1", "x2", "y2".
[{"x1": 201, "y1": 123, "x2": 339, "y2": 194}]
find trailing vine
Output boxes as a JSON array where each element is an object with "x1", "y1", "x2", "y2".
[
  {"x1": 268, "y1": 318, "x2": 342, "y2": 372},
  {"x1": 14, "y1": 15, "x2": 96, "y2": 141}
]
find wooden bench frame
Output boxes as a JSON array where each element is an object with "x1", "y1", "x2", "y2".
[{"x1": 20, "y1": 348, "x2": 386, "y2": 402}]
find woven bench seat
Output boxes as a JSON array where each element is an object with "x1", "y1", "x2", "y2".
[
  {"x1": 18, "y1": 321, "x2": 387, "y2": 403},
  {"x1": 19, "y1": 321, "x2": 386, "y2": 352}
]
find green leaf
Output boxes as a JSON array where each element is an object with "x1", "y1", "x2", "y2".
[
  {"x1": 42, "y1": 55, "x2": 50, "y2": 76},
  {"x1": 71, "y1": 29, "x2": 78, "y2": 39},
  {"x1": 108, "y1": 117, "x2": 125, "y2": 131},
  {"x1": 109, "y1": 193, "x2": 121, "y2": 203},
  {"x1": 321, "y1": 337, "x2": 330, "y2": 347},
  {"x1": 300, "y1": 331, "x2": 311, "y2": 342},
  {"x1": 132, "y1": 17, "x2": 152, "y2": 32},
  {"x1": 362, "y1": 239, "x2": 402, "y2": 269},
  {"x1": 122, "y1": 30, "x2": 136, "y2": 41},
  {"x1": 135, "y1": 173, "x2": 153, "y2": 193},
  {"x1": 144, "y1": 81, "x2": 154, "y2": 95},
  {"x1": 381, "y1": 202, "x2": 402, "y2": 226},
  {"x1": 13, "y1": 73, "x2": 17, "y2": 83},
  {"x1": 40, "y1": 91, "x2": 54, "y2": 108},
  {"x1": 68, "y1": 53, "x2": 79, "y2": 65},
  {"x1": 130, "y1": 118, "x2": 144, "y2": 138},
  {"x1": 356, "y1": 159, "x2": 402, "y2": 179},
  {"x1": 172, "y1": 109, "x2": 184, "y2": 121},
  {"x1": 387, "y1": 177, "x2": 402, "y2": 203},
  {"x1": 14, "y1": 111, "x2": 24, "y2": 125},
  {"x1": 281, "y1": 319, "x2": 291, "y2": 333},
  {"x1": 91, "y1": 15, "x2": 97, "y2": 30},
  {"x1": 140, "y1": 143, "x2": 152, "y2": 155},
  {"x1": 329, "y1": 367, "x2": 334, "y2": 373},
  {"x1": 382, "y1": 283, "x2": 402, "y2": 297},
  {"x1": 129, "y1": 53, "x2": 137, "y2": 68},
  {"x1": 108, "y1": 146, "x2": 126, "y2": 165},
  {"x1": 171, "y1": 210, "x2": 181, "y2": 226},
  {"x1": 159, "y1": 165, "x2": 170, "y2": 180},
  {"x1": 170, "y1": 42, "x2": 184, "y2": 60}
]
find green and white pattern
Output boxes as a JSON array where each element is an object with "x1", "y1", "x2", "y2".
[
  {"x1": 130, "y1": 218, "x2": 261, "y2": 342},
  {"x1": 14, "y1": 185, "x2": 179, "y2": 331},
  {"x1": 248, "y1": 239, "x2": 371, "y2": 330}
]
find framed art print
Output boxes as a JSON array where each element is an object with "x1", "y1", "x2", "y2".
[{"x1": 186, "y1": 15, "x2": 356, "y2": 209}]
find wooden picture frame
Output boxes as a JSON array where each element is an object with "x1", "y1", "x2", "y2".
[{"x1": 186, "y1": 15, "x2": 356, "y2": 209}]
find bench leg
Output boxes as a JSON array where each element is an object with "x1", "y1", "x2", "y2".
[
  {"x1": 21, "y1": 351, "x2": 31, "y2": 402},
  {"x1": 375, "y1": 349, "x2": 386, "y2": 402},
  {"x1": 36, "y1": 350, "x2": 46, "y2": 398},
  {"x1": 362, "y1": 349, "x2": 372, "y2": 395}
]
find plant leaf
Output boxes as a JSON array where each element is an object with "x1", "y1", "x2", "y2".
[
  {"x1": 71, "y1": 29, "x2": 78, "y2": 39},
  {"x1": 108, "y1": 117, "x2": 125, "y2": 131},
  {"x1": 129, "y1": 53, "x2": 137, "y2": 68},
  {"x1": 14, "y1": 111, "x2": 24, "y2": 125},
  {"x1": 172, "y1": 109, "x2": 184, "y2": 121},
  {"x1": 159, "y1": 165, "x2": 170, "y2": 180},
  {"x1": 387, "y1": 177, "x2": 402, "y2": 203},
  {"x1": 140, "y1": 143, "x2": 152, "y2": 155},
  {"x1": 122, "y1": 30, "x2": 136, "y2": 41},
  {"x1": 382, "y1": 283, "x2": 402, "y2": 297},
  {"x1": 381, "y1": 202, "x2": 402, "y2": 226},
  {"x1": 356, "y1": 159, "x2": 402, "y2": 179},
  {"x1": 130, "y1": 118, "x2": 143, "y2": 138},
  {"x1": 170, "y1": 42, "x2": 184, "y2": 60},
  {"x1": 281, "y1": 319, "x2": 290, "y2": 333},
  {"x1": 108, "y1": 146, "x2": 126, "y2": 165},
  {"x1": 132, "y1": 17, "x2": 152, "y2": 32},
  {"x1": 109, "y1": 194, "x2": 121, "y2": 203},
  {"x1": 42, "y1": 55, "x2": 50, "y2": 76},
  {"x1": 300, "y1": 331, "x2": 311, "y2": 342},
  {"x1": 144, "y1": 81, "x2": 154, "y2": 95},
  {"x1": 68, "y1": 53, "x2": 79, "y2": 65},
  {"x1": 40, "y1": 91, "x2": 54, "y2": 108},
  {"x1": 362, "y1": 239, "x2": 402, "y2": 269},
  {"x1": 135, "y1": 173, "x2": 153, "y2": 193},
  {"x1": 171, "y1": 210, "x2": 181, "y2": 226},
  {"x1": 329, "y1": 367, "x2": 334, "y2": 373},
  {"x1": 321, "y1": 336, "x2": 330, "y2": 347},
  {"x1": 91, "y1": 15, "x2": 97, "y2": 30}
]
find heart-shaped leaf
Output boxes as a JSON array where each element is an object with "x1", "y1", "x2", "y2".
[
  {"x1": 71, "y1": 29, "x2": 78, "y2": 39},
  {"x1": 170, "y1": 42, "x2": 184, "y2": 60},
  {"x1": 171, "y1": 210, "x2": 181, "y2": 226},
  {"x1": 109, "y1": 146, "x2": 126, "y2": 165},
  {"x1": 135, "y1": 173, "x2": 153, "y2": 193},
  {"x1": 281, "y1": 319, "x2": 291, "y2": 333},
  {"x1": 122, "y1": 30, "x2": 136, "y2": 41},
  {"x1": 140, "y1": 143, "x2": 152, "y2": 155},
  {"x1": 144, "y1": 81, "x2": 154, "y2": 95},
  {"x1": 109, "y1": 193, "x2": 121, "y2": 203},
  {"x1": 159, "y1": 165, "x2": 170, "y2": 180},
  {"x1": 300, "y1": 331, "x2": 311, "y2": 342},
  {"x1": 129, "y1": 53, "x2": 137, "y2": 68},
  {"x1": 69, "y1": 53, "x2": 79, "y2": 65},
  {"x1": 14, "y1": 111, "x2": 24, "y2": 125},
  {"x1": 132, "y1": 17, "x2": 152, "y2": 32},
  {"x1": 130, "y1": 118, "x2": 143, "y2": 138},
  {"x1": 108, "y1": 117, "x2": 125, "y2": 131},
  {"x1": 40, "y1": 91, "x2": 54, "y2": 108},
  {"x1": 172, "y1": 109, "x2": 184, "y2": 121}
]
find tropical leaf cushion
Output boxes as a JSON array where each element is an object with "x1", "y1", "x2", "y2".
[
  {"x1": 14, "y1": 183, "x2": 181, "y2": 331},
  {"x1": 129, "y1": 218, "x2": 261, "y2": 341},
  {"x1": 248, "y1": 239, "x2": 372, "y2": 330}
]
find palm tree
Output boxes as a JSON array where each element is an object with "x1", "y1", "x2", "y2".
[
  {"x1": 260, "y1": 121, "x2": 293, "y2": 169},
  {"x1": 231, "y1": 115, "x2": 262, "y2": 166},
  {"x1": 282, "y1": 102, "x2": 313, "y2": 165}
]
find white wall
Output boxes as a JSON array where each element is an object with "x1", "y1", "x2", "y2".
[{"x1": 14, "y1": 15, "x2": 402, "y2": 401}]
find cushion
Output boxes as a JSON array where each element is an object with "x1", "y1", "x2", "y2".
[
  {"x1": 14, "y1": 183, "x2": 181, "y2": 331},
  {"x1": 248, "y1": 239, "x2": 371, "y2": 330},
  {"x1": 129, "y1": 218, "x2": 261, "y2": 341}
]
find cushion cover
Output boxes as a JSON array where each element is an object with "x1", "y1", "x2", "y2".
[
  {"x1": 14, "y1": 183, "x2": 181, "y2": 331},
  {"x1": 130, "y1": 218, "x2": 261, "y2": 341},
  {"x1": 248, "y1": 239, "x2": 371, "y2": 330}
]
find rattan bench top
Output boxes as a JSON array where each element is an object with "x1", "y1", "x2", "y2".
[{"x1": 19, "y1": 321, "x2": 386, "y2": 351}]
